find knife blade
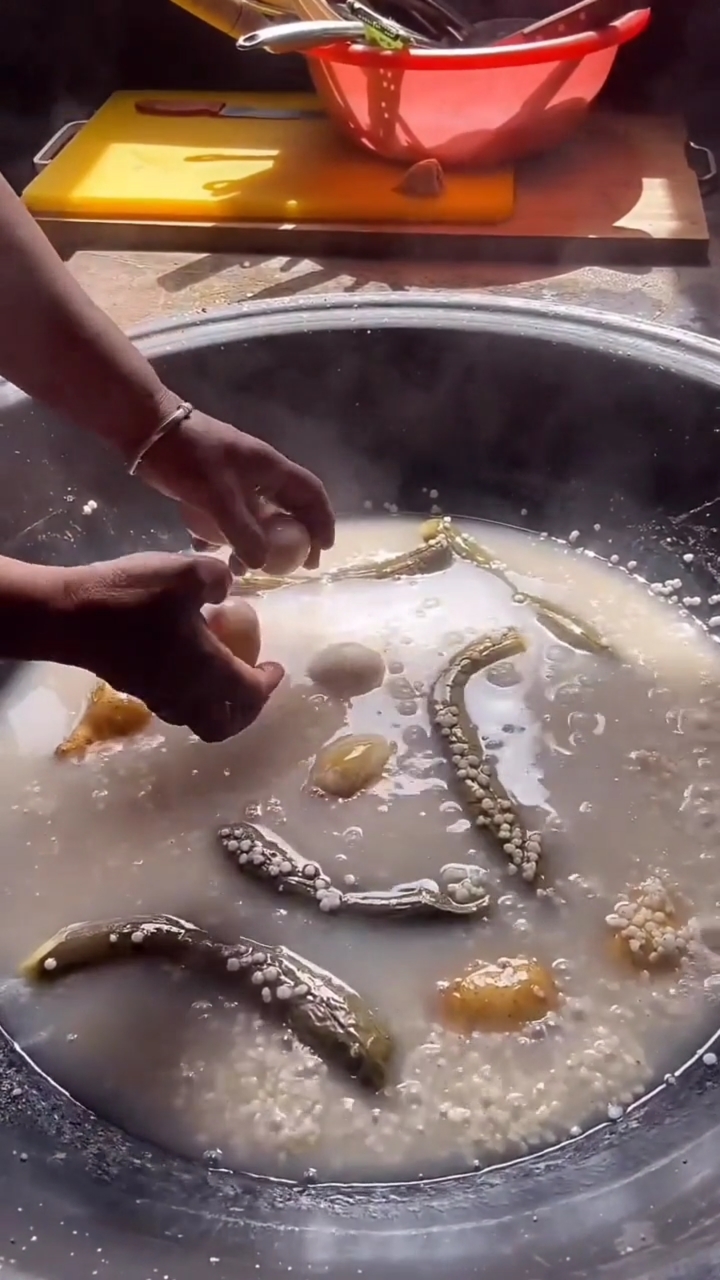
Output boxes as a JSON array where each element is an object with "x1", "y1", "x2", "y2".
[{"x1": 135, "y1": 98, "x2": 325, "y2": 120}]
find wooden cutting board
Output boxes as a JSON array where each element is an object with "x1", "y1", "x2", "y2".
[{"x1": 22, "y1": 94, "x2": 709, "y2": 264}]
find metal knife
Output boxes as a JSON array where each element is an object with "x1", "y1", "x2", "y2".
[{"x1": 135, "y1": 98, "x2": 325, "y2": 120}]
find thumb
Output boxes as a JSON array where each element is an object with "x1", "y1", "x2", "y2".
[
  {"x1": 254, "y1": 660, "x2": 285, "y2": 697},
  {"x1": 182, "y1": 555, "x2": 232, "y2": 607}
]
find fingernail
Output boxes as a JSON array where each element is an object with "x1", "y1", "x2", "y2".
[
  {"x1": 192, "y1": 536, "x2": 222, "y2": 553},
  {"x1": 191, "y1": 555, "x2": 232, "y2": 604},
  {"x1": 259, "y1": 661, "x2": 285, "y2": 689}
]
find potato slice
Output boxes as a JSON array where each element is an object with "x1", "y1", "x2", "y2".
[
  {"x1": 439, "y1": 956, "x2": 559, "y2": 1032},
  {"x1": 56, "y1": 681, "x2": 152, "y2": 760},
  {"x1": 311, "y1": 734, "x2": 393, "y2": 798}
]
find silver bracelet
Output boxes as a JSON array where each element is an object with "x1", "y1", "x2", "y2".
[{"x1": 127, "y1": 400, "x2": 195, "y2": 475}]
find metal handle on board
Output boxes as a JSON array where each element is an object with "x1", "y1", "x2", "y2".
[
  {"x1": 33, "y1": 120, "x2": 87, "y2": 172},
  {"x1": 687, "y1": 141, "x2": 718, "y2": 196}
]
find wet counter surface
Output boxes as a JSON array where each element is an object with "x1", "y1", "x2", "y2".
[{"x1": 66, "y1": 180, "x2": 720, "y2": 338}]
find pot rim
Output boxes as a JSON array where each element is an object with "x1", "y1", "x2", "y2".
[{"x1": 122, "y1": 291, "x2": 720, "y2": 390}]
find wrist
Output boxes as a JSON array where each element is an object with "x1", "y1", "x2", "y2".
[
  {"x1": 108, "y1": 384, "x2": 186, "y2": 469},
  {"x1": 127, "y1": 400, "x2": 195, "y2": 476}
]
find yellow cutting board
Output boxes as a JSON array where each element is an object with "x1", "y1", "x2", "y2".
[{"x1": 23, "y1": 91, "x2": 514, "y2": 227}]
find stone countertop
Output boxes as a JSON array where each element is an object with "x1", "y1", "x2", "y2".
[{"x1": 67, "y1": 189, "x2": 720, "y2": 341}]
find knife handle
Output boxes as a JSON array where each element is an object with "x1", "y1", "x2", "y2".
[{"x1": 135, "y1": 99, "x2": 226, "y2": 116}]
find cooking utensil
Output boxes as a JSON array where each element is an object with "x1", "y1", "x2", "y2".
[
  {"x1": 169, "y1": 0, "x2": 338, "y2": 34},
  {"x1": 237, "y1": 19, "x2": 367, "y2": 52},
  {"x1": 375, "y1": 0, "x2": 470, "y2": 42},
  {"x1": 305, "y1": 8, "x2": 650, "y2": 166},
  {"x1": 169, "y1": 0, "x2": 471, "y2": 48},
  {"x1": 237, "y1": 7, "x2": 433, "y2": 52},
  {"x1": 341, "y1": 0, "x2": 466, "y2": 42},
  {"x1": 283, "y1": 0, "x2": 340, "y2": 22},
  {"x1": 457, "y1": 2, "x2": 641, "y2": 49},
  {"x1": 135, "y1": 97, "x2": 324, "y2": 119},
  {"x1": 507, "y1": 0, "x2": 641, "y2": 43},
  {"x1": 343, "y1": 0, "x2": 434, "y2": 47},
  {"x1": 241, "y1": 0, "x2": 291, "y2": 20}
]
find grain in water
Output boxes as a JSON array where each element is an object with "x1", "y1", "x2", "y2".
[{"x1": 1, "y1": 514, "x2": 720, "y2": 1178}]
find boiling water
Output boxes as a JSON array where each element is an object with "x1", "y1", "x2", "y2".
[{"x1": 2, "y1": 515, "x2": 720, "y2": 1179}]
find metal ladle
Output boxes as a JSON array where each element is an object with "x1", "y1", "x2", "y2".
[
  {"x1": 252, "y1": 0, "x2": 473, "y2": 43},
  {"x1": 238, "y1": 18, "x2": 367, "y2": 51},
  {"x1": 170, "y1": 0, "x2": 471, "y2": 46},
  {"x1": 334, "y1": 0, "x2": 639, "y2": 50},
  {"x1": 238, "y1": 11, "x2": 434, "y2": 52}
]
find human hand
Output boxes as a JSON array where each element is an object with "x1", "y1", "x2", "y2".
[
  {"x1": 137, "y1": 409, "x2": 335, "y2": 571},
  {"x1": 60, "y1": 552, "x2": 284, "y2": 741}
]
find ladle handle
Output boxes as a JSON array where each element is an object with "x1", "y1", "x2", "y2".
[
  {"x1": 238, "y1": 18, "x2": 364, "y2": 50},
  {"x1": 169, "y1": 0, "x2": 341, "y2": 38},
  {"x1": 168, "y1": 0, "x2": 248, "y2": 39}
]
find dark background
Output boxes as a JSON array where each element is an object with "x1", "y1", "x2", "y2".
[{"x1": 0, "y1": 0, "x2": 718, "y2": 190}]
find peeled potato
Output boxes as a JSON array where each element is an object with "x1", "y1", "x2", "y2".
[
  {"x1": 56, "y1": 681, "x2": 152, "y2": 760},
  {"x1": 307, "y1": 642, "x2": 386, "y2": 698},
  {"x1": 205, "y1": 599, "x2": 261, "y2": 666},
  {"x1": 260, "y1": 512, "x2": 311, "y2": 576},
  {"x1": 311, "y1": 733, "x2": 393, "y2": 799},
  {"x1": 439, "y1": 956, "x2": 559, "y2": 1032}
]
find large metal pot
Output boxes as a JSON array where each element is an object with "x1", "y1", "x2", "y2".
[{"x1": 1, "y1": 294, "x2": 720, "y2": 1280}]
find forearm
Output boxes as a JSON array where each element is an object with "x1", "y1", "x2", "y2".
[{"x1": 0, "y1": 174, "x2": 179, "y2": 461}]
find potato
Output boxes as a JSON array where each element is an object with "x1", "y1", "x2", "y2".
[
  {"x1": 260, "y1": 511, "x2": 311, "y2": 576},
  {"x1": 205, "y1": 599, "x2": 261, "y2": 666},
  {"x1": 56, "y1": 682, "x2": 152, "y2": 760},
  {"x1": 311, "y1": 734, "x2": 393, "y2": 798},
  {"x1": 439, "y1": 956, "x2": 558, "y2": 1032},
  {"x1": 307, "y1": 642, "x2": 386, "y2": 698}
]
